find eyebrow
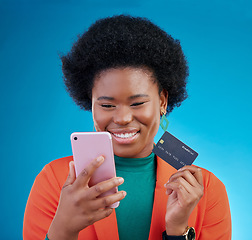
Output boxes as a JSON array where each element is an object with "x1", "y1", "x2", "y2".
[
  {"x1": 129, "y1": 94, "x2": 149, "y2": 100},
  {"x1": 97, "y1": 94, "x2": 149, "y2": 101},
  {"x1": 97, "y1": 96, "x2": 114, "y2": 101}
]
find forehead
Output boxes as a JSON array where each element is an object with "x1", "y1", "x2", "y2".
[{"x1": 92, "y1": 67, "x2": 159, "y2": 96}]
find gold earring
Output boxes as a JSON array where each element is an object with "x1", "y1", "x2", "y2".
[
  {"x1": 160, "y1": 109, "x2": 169, "y2": 132},
  {"x1": 161, "y1": 109, "x2": 166, "y2": 116}
]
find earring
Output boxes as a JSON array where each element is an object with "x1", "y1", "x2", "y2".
[{"x1": 160, "y1": 109, "x2": 169, "y2": 132}]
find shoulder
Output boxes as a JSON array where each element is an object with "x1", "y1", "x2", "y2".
[
  {"x1": 45, "y1": 155, "x2": 73, "y2": 171},
  {"x1": 38, "y1": 156, "x2": 73, "y2": 189},
  {"x1": 24, "y1": 156, "x2": 73, "y2": 239},
  {"x1": 195, "y1": 165, "x2": 230, "y2": 215},
  {"x1": 196, "y1": 166, "x2": 227, "y2": 192}
]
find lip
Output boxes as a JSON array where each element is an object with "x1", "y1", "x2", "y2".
[
  {"x1": 108, "y1": 128, "x2": 140, "y2": 144},
  {"x1": 108, "y1": 128, "x2": 139, "y2": 134}
]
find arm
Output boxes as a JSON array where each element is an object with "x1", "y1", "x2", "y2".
[
  {"x1": 23, "y1": 160, "x2": 63, "y2": 240},
  {"x1": 23, "y1": 157, "x2": 126, "y2": 240},
  {"x1": 199, "y1": 172, "x2": 231, "y2": 239},
  {"x1": 163, "y1": 167, "x2": 231, "y2": 240}
]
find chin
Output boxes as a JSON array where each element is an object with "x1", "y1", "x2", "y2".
[
  {"x1": 113, "y1": 144, "x2": 151, "y2": 158},
  {"x1": 114, "y1": 150, "x2": 135, "y2": 158}
]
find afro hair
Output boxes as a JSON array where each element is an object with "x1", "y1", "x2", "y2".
[{"x1": 61, "y1": 15, "x2": 189, "y2": 113}]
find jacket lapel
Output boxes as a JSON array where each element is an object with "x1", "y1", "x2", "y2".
[
  {"x1": 94, "y1": 209, "x2": 119, "y2": 240},
  {"x1": 148, "y1": 156, "x2": 177, "y2": 240}
]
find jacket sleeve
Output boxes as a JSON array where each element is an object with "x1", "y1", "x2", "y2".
[
  {"x1": 199, "y1": 172, "x2": 232, "y2": 240},
  {"x1": 23, "y1": 163, "x2": 62, "y2": 240}
]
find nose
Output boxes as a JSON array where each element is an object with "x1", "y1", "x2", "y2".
[{"x1": 113, "y1": 106, "x2": 133, "y2": 125}]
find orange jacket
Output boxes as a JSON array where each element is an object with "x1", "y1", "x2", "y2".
[{"x1": 23, "y1": 156, "x2": 231, "y2": 240}]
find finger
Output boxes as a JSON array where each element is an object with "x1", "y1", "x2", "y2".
[
  {"x1": 168, "y1": 170, "x2": 199, "y2": 188},
  {"x1": 166, "y1": 177, "x2": 191, "y2": 195},
  {"x1": 174, "y1": 176, "x2": 193, "y2": 194},
  {"x1": 166, "y1": 188, "x2": 173, "y2": 195},
  {"x1": 89, "y1": 177, "x2": 124, "y2": 198},
  {"x1": 178, "y1": 166, "x2": 203, "y2": 186},
  {"x1": 63, "y1": 161, "x2": 76, "y2": 188},
  {"x1": 165, "y1": 181, "x2": 189, "y2": 202},
  {"x1": 74, "y1": 156, "x2": 104, "y2": 188},
  {"x1": 92, "y1": 191, "x2": 127, "y2": 209},
  {"x1": 164, "y1": 166, "x2": 200, "y2": 186}
]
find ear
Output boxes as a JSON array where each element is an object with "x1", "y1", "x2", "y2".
[{"x1": 159, "y1": 89, "x2": 168, "y2": 115}]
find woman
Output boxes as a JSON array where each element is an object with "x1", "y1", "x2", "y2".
[{"x1": 23, "y1": 15, "x2": 231, "y2": 240}]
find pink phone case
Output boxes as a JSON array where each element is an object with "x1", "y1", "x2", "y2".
[{"x1": 71, "y1": 132, "x2": 119, "y2": 208}]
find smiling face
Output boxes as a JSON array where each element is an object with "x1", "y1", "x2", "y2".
[{"x1": 92, "y1": 67, "x2": 168, "y2": 158}]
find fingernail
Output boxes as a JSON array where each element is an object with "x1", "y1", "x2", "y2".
[
  {"x1": 164, "y1": 180, "x2": 169, "y2": 187},
  {"x1": 122, "y1": 191, "x2": 127, "y2": 197},
  {"x1": 97, "y1": 156, "x2": 104, "y2": 162},
  {"x1": 118, "y1": 178, "x2": 124, "y2": 184}
]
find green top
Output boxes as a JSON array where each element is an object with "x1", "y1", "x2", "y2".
[{"x1": 115, "y1": 152, "x2": 156, "y2": 240}]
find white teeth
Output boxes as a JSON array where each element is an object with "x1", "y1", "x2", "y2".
[{"x1": 113, "y1": 132, "x2": 137, "y2": 139}]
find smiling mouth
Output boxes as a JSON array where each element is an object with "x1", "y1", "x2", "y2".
[
  {"x1": 112, "y1": 132, "x2": 138, "y2": 139},
  {"x1": 108, "y1": 130, "x2": 140, "y2": 143}
]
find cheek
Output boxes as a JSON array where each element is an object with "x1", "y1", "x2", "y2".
[
  {"x1": 92, "y1": 108, "x2": 109, "y2": 131},
  {"x1": 137, "y1": 103, "x2": 160, "y2": 129}
]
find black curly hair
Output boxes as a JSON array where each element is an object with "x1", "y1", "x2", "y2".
[{"x1": 61, "y1": 15, "x2": 188, "y2": 113}]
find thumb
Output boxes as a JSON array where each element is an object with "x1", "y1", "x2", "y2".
[{"x1": 63, "y1": 161, "x2": 76, "y2": 188}]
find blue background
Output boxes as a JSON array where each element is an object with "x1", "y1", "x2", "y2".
[{"x1": 1, "y1": 0, "x2": 251, "y2": 239}]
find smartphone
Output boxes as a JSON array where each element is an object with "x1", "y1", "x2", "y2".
[{"x1": 70, "y1": 132, "x2": 119, "y2": 208}]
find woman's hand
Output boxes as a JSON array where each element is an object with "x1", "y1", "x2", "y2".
[
  {"x1": 47, "y1": 156, "x2": 126, "y2": 240},
  {"x1": 164, "y1": 166, "x2": 204, "y2": 236}
]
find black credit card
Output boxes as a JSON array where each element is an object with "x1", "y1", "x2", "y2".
[{"x1": 152, "y1": 131, "x2": 198, "y2": 170}]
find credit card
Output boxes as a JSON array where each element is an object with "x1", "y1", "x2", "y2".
[{"x1": 152, "y1": 131, "x2": 198, "y2": 170}]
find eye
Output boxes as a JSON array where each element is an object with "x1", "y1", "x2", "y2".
[
  {"x1": 130, "y1": 102, "x2": 145, "y2": 107},
  {"x1": 101, "y1": 104, "x2": 115, "y2": 108}
]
